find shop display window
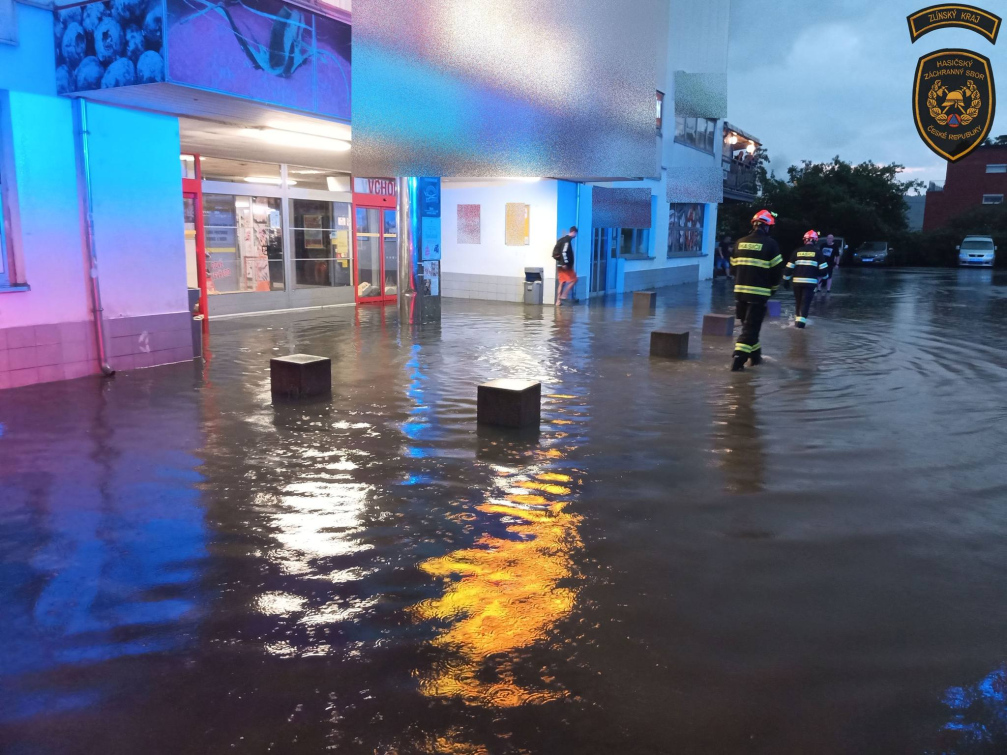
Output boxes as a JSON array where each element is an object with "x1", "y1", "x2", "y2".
[
  {"x1": 203, "y1": 194, "x2": 285, "y2": 294},
  {"x1": 293, "y1": 199, "x2": 352, "y2": 288},
  {"x1": 667, "y1": 203, "x2": 705, "y2": 258}
]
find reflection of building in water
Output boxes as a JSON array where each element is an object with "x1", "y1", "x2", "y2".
[
  {"x1": 412, "y1": 397, "x2": 585, "y2": 708},
  {"x1": 712, "y1": 379, "x2": 765, "y2": 494},
  {"x1": 932, "y1": 663, "x2": 1007, "y2": 752}
]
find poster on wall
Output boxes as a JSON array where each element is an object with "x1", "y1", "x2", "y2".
[
  {"x1": 505, "y1": 203, "x2": 530, "y2": 246},
  {"x1": 164, "y1": 0, "x2": 351, "y2": 119},
  {"x1": 54, "y1": 0, "x2": 165, "y2": 93},
  {"x1": 422, "y1": 261, "x2": 440, "y2": 297},
  {"x1": 457, "y1": 204, "x2": 481, "y2": 244},
  {"x1": 421, "y1": 216, "x2": 441, "y2": 261}
]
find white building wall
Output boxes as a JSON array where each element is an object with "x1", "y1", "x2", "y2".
[{"x1": 440, "y1": 180, "x2": 560, "y2": 305}]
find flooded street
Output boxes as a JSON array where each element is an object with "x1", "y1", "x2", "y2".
[{"x1": 3, "y1": 268, "x2": 1007, "y2": 754}]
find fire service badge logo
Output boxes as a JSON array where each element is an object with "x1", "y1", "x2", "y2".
[{"x1": 913, "y1": 48, "x2": 995, "y2": 161}]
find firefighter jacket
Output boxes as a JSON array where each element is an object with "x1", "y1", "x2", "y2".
[
  {"x1": 730, "y1": 231, "x2": 784, "y2": 301},
  {"x1": 783, "y1": 244, "x2": 829, "y2": 286}
]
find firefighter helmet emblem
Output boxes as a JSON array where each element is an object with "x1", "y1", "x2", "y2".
[{"x1": 914, "y1": 48, "x2": 995, "y2": 162}]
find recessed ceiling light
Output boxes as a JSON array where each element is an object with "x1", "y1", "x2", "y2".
[{"x1": 244, "y1": 176, "x2": 295, "y2": 186}]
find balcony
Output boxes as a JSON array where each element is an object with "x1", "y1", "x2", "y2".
[{"x1": 722, "y1": 123, "x2": 760, "y2": 203}]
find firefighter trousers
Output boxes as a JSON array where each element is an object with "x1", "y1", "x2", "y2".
[
  {"x1": 793, "y1": 285, "x2": 815, "y2": 328},
  {"x1": 734, "y1": 300, "x2": 767, "y2": 359}
]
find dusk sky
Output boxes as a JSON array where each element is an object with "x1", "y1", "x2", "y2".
[{"x1": 727, "y1": 0, "x2": 1006, "y2": 188}]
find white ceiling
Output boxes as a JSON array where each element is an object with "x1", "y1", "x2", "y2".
[{"x1": 75, "y1": 83, "x2": 352, "y2": 172}]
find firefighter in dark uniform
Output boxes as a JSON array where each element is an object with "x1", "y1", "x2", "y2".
[
  {"x1": 782, "y1": 230, "x2": 829, "y2": 328},
  {"x1": 730, "y1": 210, "x2": 784, "y2": 371}
]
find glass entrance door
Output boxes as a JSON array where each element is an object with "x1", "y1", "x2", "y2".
[
  {"x1": 590, "y1": 228, "x2": 611, "y2": 295},
  {"x1": 355, "y1": 207, "x2": 383, "y2": 302},
  {"x1": 354, "y1": 205, "x2": 399, "y2": 304}
]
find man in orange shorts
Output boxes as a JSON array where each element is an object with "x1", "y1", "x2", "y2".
[{"x1": 553, "y1": 226, "x2": 578, "y2": 305}]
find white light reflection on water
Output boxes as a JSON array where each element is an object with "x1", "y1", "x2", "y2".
[{"x1": 270, "y1": 481, "x2": 373, "y2": 575}]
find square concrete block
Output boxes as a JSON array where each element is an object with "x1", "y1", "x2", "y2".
[
  {"x1": 270, "y1": 354, "x2": 332, "y2": 398},
  {"x1": 767, "y1": 300, "x2": 782, "y2": 317},
  {"x1": 702, "y1": 314, "x2": 735, "y2": 337},
  {"x1": 633, "y1": 290, "x2": 657, "y2": 312},
  {"x1": 477, "y1": 379, "x2": 541, "y2": 429},
  {"x1": 650, "y1": 330, "x2": 689, "y2": 359}
]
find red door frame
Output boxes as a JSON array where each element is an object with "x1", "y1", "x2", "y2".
[
  {"x1": 352, "y1": 191, "x2": 397, "y2": 305},
  {"x1": 182, "y1": 153, "x2": 208, "y2": 329}
]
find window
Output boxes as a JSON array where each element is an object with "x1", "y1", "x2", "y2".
[
  {"x1": 203, "y1": 194, "x2": 285, "y2": 294},
  {"x1": 287, "y1": 167, "x2": 351, "y2": 191},
  {"x1": 292, "y1": 199, "x2": 352, "y2": 288},
  {"x1": 617, "y1": 227, "x2": 651, "y2": 257},
  {"x1": 674, "y1": 116, "x2": 716, "y2": 154},
  {"x1": 656, "y1": 91, "x2": 664, "y2": 133},
  {"x1": 982, "y1": 194, "x2": 1004, "y2": 205},
  {"x1": 201, "y1": 157, "x2": 282, "y2": 185},
  {"x1": 986, "y1": 164, "x2": 1007, "y2": 173},
  {"x1": 668, "y1": 203, "x2": 706, "y2": 257}
]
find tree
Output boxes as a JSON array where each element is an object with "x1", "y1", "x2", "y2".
[
  {"x1": 982, "y1": 134, "x2": 1007, "y2": 146},
  {"x1": 719, "y1": 155, "x2": 923, "y2": 253}
]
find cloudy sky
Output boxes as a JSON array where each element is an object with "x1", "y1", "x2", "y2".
[{"x1": 727, "y1": 0, "x2": 1006, "y2": 187}]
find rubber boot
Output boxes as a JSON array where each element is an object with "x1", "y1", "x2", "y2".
[
  {"x1": 748, "y1": 352, "x2": 763, "y2": 367},
  {"x1": 731, "y1": 356, "x2": 747, "y2": 372}
]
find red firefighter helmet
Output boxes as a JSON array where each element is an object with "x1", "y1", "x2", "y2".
[
  {"x1": 751, "y1": 209, "x2": 776, "y2": 227},
  {"x1": 803, "y1": 230, "x2": 819, "y2": 243}
]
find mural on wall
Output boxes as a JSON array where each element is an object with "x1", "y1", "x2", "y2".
[
  {"x1": 165, "y1": 0, "x2": 350, "y2": 119},
  {"x1": 54, "y1": 0, "x2": 165, "y2": 93}
]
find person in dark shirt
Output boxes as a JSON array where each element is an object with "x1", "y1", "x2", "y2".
[
  {"x1": 818, "y1": 233, "x2": 841, "y2": 293},
  {"x1": 729, "y1": 210, "x2": 784, "y2": 371},
  {"x1": 553, "y1": 226, "x2": 578, "y2": 306},
  {"x1": 715, "y1": 236, "x2": 733, "y2": 279}
]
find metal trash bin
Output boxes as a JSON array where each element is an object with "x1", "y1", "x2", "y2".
[{"x1": 524, "y1": 267, "x2": 544, "y2": 305}]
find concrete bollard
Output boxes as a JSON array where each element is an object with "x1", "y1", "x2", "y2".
[
  {"x1": 650, "y1": 331, "x2": 689, "y2": 359},
  {"x1": 767, "y1": 300, "x2": 782, "y2": 317},
  {"x1": 270, "y1": 354, "x2": 332, "y2": 398},
  {"x1": 477, "y1": 379, "x2": 541, "y2": 429},
  {"x1": 633, "y1": 290, "x2": 657, "y2": 313},
  {"x1": 702, "y1": 314, "x2": 735, "y2": 337}
]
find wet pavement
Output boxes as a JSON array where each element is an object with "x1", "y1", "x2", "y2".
[{"x1": 3, "y1": 268, "x2": 1007, "y2": 754}]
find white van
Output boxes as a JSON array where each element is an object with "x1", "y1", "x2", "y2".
[{"x1": 957, "y1": 236, "x2": 997, "y2": 267}]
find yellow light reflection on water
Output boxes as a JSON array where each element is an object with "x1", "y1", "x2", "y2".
[{"x1": 411, "y1": 494, "x2": 581, "y2": 707}]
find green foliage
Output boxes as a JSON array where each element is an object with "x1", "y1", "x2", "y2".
[{"x1": 718, "y1": 155, "x2": 923, "y2": 255}]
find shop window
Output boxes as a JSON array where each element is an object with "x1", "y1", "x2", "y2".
[
  {"x1": 292, "y1": 199, "x2": 352, "y2": 288},
  {"x1": 287, "y1": 166, "x2": 352, "y2": 192},
  {"x1": 203, "y1": 194, "x2": 285, "y2": 294},
  {"x1": 617, "y1": 227, "x2": 651, "y2": 257},
  {"x1": 668, "y1": 203, "x2": 705, "y2": 257},
  {"x1": 201, "y1": 157, "x2": 282, "y2": 185},
  {"x1": 674, "y1": 116, "x2": 717, "y2": 154}
]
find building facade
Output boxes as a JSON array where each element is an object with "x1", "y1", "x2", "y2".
[
  {"x1": 0, "y1": 0, "x2": 737, "y2": 390},
  {"x1": 923, "y1": 145, "x2": 1007, "y2": 231}
]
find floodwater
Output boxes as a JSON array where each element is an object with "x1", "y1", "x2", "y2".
[{"x1": 2, "y1": 268, "x2": 1007, "y2": 755}]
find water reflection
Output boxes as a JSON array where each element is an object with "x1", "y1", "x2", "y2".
[
  {"x1": 711, "y1": 378, "x2": 765, "y2": 494},
  {"x1": 930, "y1": 664, "x2": 1007, "y2": 754},
  {"x1": 412, "y1": 398, "x2": 585, "y2": 709}
]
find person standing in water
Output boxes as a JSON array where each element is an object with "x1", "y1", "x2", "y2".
[
  {"x1": 818, "y1": 233, "x2": 841, "y2": 293},
  {"x1": 729, "y1": 210, "x2": 784, "y2": 371},
  {"x1": 783, "y1": 230, "x2": 829, "y2": 328}
]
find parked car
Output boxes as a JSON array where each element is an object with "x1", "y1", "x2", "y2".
[
  {"x1": 852, "y1": 241, "x2": 892, "y2": 265},
  {"x1": 957, "y1": 236, "x2": 997, "y2": 267}
]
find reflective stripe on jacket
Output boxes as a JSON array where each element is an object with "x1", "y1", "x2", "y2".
[
  {"x1": 730, "y1": 231, "x2": 784, "y2": 301},
  {"x1": 783, "y1": 243, "x2": 828, "y2": 286}
]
